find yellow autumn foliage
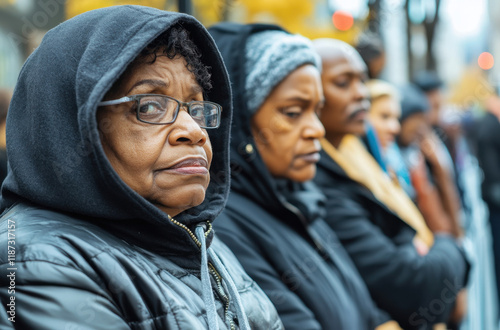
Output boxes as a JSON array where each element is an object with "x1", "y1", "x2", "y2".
[
  {"x1": 64, "y1": 0, "x2": 361, "y2": 43},
  {"x1": 66, "y1": 0, "x2": 168, "y2": 19},
  {"x1": 448, "y1": 67, "x2": 494, "y2": 108},
  {"x1": 0, "y1": 0, "x2": 15, "y2": 7}
]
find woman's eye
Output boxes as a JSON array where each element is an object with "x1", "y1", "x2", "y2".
[
  {"x1": 139, "y1": 102, "x2": 163, "y2": 115},
  {"x1": 281, "y1": 106, "x2": 302, "y2": 119},
  {"x1": 190, "y1": 104, "x2": 205, "y2": 118}
]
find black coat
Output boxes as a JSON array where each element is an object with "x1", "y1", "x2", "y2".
[
  {"x1": 476, "y1": 112, "x2": 500, "y2": 209},
  {"x1": 0, "y1": 203, "x2": 282, "y2": 329},
  {"x1": 209, "y1": 22, "x2": 390, "y2": 330},
  {"x1": 0, "y1": 7, "x2": 282, "y2": 329},
  {"x1": 314, "y1": 149, "x2": 470, "y2": 329}
]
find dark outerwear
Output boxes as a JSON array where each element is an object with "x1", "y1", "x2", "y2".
[
  {"x1": 476, "y1": 112, "x2": 500, "y2": 209},
  {"x1": 208, "y1": 22, "x2": 390, "y2": 330},
  {"x1": 476, "y1": 111, "x2": 500, "y2": 314},
  {"x1": 315, "y1": 149, "x2": 470, "y2": 330},
  {"x1": 0, "y1": 6, "x2": 282, "y2": 329}
]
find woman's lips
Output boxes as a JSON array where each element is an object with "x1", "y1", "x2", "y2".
[{"x1": 165, "y1": 158, "x2": 209, "y2": 175}]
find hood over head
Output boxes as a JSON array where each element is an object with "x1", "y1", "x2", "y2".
[
  {"x1": 208, "y1": 22, "x2": 323, "y2": 221},
  {"x1": 2, "y1": 6, "x2": 232, "y2": 255}
]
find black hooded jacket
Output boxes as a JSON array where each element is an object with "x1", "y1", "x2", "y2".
[
  {"x1": 314, "y1": 149, "x2": 470, "y2": 329},
  {"x1": 208, "y1": 22, "x2": 390, "y2": 330},
  {"x1": 0, "y1": 6, "x2": 282, "y2": 329}
]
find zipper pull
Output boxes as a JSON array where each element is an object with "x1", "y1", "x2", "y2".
[{"x1": 197, "y1": 222, "x2": 208, "y2": 232}]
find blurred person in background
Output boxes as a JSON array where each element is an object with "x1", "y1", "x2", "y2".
[
  {"x1": 476, "y1": 94, "x2": 500, "y2": 325},
  {"x1": 413, "y1": 71, "x2": 444, "y2": 131},
  {"x1": 355, "y1": 32, "x2": 386, "y2": 80},
  {"x1": 209, "y1": 23, "x2": 397, "y2": 330},
  {"x1": 397, "y1": 85, "x2": 463, "y2": 238},
  {"x1": 363, "y1": 80, "x2": 410, "y2": 191},
  {"x1": 0, "y1": 89, "x2": 10, "y2": 183},
  {"x1": 0, "y1": 6, "x2": 282, "y2": 329},
  {"x1": 365, "y1": 80, "x2": 401, "y2": 154},
  {"x1": 439, "y1": 105, "x2": 498, "y2": 330},
  {"x1": 414, "y1": 74, "x2": 498, "y2": 324},
  {"x1": 412, "y1": 72, "x2": 463, "y2": 228},
  {"x1": 397, "y1": 84, "x2": 497, "y2": 329},
  {"x1": 312, "y1": 38, "x2": 469, "y2": 330},
  {"x1": 364, "y1": 80, "x2": 417, "y2": 201}
]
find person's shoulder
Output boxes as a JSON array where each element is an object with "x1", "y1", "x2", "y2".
[
  {"x1": 0, "y1": 203, "x2": 121, "y2": 268},
  {"x1": 315, "y1": 150, "x2": 351, "y2": 187},
  {"x1": 214, "y1": 191, "x2": 289, "y2": 244},
  {"x1": 477, "y1": 113, "x2": 500, "y2": 139},
  {"x1": 222, "y1": 191, "x2": 271, "y2": 221}
]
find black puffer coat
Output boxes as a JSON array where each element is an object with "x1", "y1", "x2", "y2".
[
  {"x1": 315, "y1": 149, "x2": 470, "y2": 329},
  {"x1": 0, "y1": 6, "x2": 282, "y2": 329}
]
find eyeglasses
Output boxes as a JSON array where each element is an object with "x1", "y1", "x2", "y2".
[{"x1": 98, "y1": 94, "x2": 222, "y2": 129}]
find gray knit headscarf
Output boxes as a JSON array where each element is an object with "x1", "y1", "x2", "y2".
[{"x1": 245, "y1": 30, "x2": 322, "y2": 115}]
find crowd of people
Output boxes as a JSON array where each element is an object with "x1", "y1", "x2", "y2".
[{"x1": 0, "y1": 5, "x2": 498, "y2": 329}]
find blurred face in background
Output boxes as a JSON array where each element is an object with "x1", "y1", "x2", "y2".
[
  {"x1": 367, "y1": 52, "x2": 386, "y2": 79},
  {"x1": 426, "y1": 89, "x2": 443, "y2": 127},
  {"x1": 313, "y1": 39, "x2": 370, "y2": 147},
  {"x1": 251, "y1": 64, "x2": 325, "y2": 182},
  {"x1": 398, "y1": 113, "x2": 428, "y2": 147},
  {"x1": 368, "y1": 95, "x2": 401, "y2": 149}
]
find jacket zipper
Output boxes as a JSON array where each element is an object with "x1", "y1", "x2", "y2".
[
  {"x1": 209, "y1": 264, "x2": 236, "y2": 330},
  {"x1": 167, "y1": 215, "x2": 212, "y2": 248},
  {"x1": 168, "y1": 216, "x2": 235, "y2": 329}
]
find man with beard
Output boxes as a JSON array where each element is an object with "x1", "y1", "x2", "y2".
[{"x1": 312, "y1": 38, "x2": 469, "y2": 330}]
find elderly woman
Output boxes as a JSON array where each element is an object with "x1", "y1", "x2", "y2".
[
  {"x1": 0, "y1": 6, "x2": 282, "y2": 329},
  {"x1": 208, "y1": 23, "x2": 396, "y2": 329}
]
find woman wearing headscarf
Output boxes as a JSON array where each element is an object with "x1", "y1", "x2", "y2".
[
  {"x1": 209, "y1": 23, "x2": 397, "y2": 330},
  {"x1": 0, "y1": 6, "x2": 282, "y2": 329}
]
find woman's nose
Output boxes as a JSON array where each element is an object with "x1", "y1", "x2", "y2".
[
  {"x1": 168, "y1": 109, "x2": 208, "y2": 146},
  {"x1": 303, "y1": 112, "x2": 325, "y2": 140}
]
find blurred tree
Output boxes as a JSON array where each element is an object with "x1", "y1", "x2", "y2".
[
  {"x1": 193, "y1": 0, "x2": 236, "y2": 26},
  {"x1": 405, "y1": 0, "x2": 441, "y2": 79},
  {"x1": 178, "y1": 0, "x2": 192, "y2": 14},
  {"x1": 66, "y1": 0, "x2": 169, "y2": 19},
  {"x1": 231, "y1": 0, "x2": 362, "y2": 41},
  {"x1": 367, "y1": 0, "x2": 382, "y2": 34}
]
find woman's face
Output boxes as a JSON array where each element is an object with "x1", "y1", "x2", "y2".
[
  {"x1": 97, "y1": 55, "x2": 213, "y2": 217},
  {"x1": 251, "y1": 64, "x2": 325, "y2": 182},
  {"x1": 368, "y1": 95, "x2": 401, "y2": 149}
]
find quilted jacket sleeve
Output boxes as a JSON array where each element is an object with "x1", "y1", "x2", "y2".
[
  {"x1": 322, "y1": 188, "x2": 469, "y2": 329},
  {"x1": 0, "y1": 259, "x2": 130, "y2": 330}
]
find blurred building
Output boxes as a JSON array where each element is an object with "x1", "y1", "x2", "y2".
[{"x1": 0, "y1": 0, "x2": 496, "y2": 107}]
